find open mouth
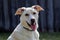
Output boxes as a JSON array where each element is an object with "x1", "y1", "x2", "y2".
[{"x1": 26, "y1": 21, "x2": 36, "y2": 31}]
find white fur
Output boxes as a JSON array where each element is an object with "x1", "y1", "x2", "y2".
[{"x1": 7, "y1": 7, "x2": 39, "y2": 40}]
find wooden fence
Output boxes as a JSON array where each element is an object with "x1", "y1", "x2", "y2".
[{"x1": 0, "y1": 0, "x2": 60, "y2": 32}]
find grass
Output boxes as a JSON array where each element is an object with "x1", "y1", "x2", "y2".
[
  {"x1": 0, "y1": 32, "x2": 60, "y2": 40},
  {"x1": 0, "y1": 32, "x2": 10, "y2": 40},
  {"x1": 40, "y1": 32, "x2": 60, "y2": 40}
]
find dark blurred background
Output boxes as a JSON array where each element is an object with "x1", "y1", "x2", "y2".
[{"x1": 0, "y1": 0, "x2": 60, "y2": 32}]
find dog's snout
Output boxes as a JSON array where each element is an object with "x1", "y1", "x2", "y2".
[{"x1": 31, "y1": 19, "x2": 35, "y2": 23}]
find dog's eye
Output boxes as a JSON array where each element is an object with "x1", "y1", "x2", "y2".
[
  {"x1": 33, "y1": 12, "x2": 36, "y2": 15},
  {"x1": 25, "y1": 14, "x2": 29, "y2": 16}
]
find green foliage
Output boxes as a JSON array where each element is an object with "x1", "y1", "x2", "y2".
[
  {"x1": 40, "y1": 32, "x2": 60, "y2": 40},
  {"x1": 0, "y1": 33, "x2": 10, "y2": 40},
  {"x1": 0, "y1": 32, "x2": 60, "y2": 40}
]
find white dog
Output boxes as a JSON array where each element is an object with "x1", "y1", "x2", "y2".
[{"x1": 7, "y1": 5, "x2": 44, "y2": 40}]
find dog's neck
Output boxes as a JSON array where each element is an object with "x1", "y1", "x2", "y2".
[{"x1": 23, "y1": 27, "x2": 34, "y2": 31}]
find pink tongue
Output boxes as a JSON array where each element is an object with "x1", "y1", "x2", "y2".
[{"x1": 31, "y1": 25, "x2": 36, "y2": 31}]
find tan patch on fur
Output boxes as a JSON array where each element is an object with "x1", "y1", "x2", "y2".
[
  {"x1": 15, "y1": 7, "x2": 25, "y2": 15},
  {"x1": 21, "y1": 21, "x2": 32, "y2": 30},
  {"x1": 32, "y1": 5, "x2": 44, "y2": 11}
]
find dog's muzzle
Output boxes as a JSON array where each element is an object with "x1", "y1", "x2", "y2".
[{"x1": 26, "y1": 19, "x2": 36, "y2": 31}]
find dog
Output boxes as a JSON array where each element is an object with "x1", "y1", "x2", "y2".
[{"x1": 7, "y1": 5, "x2": 44, "y2": 40}]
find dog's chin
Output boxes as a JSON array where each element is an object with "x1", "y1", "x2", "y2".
[{"x1": 26, "y1": 21, "x2": 36, "y2": 31}]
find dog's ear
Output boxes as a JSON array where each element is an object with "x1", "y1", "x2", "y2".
[
  {"x1": 15, "y1": 7, "x2": 25, "y2": 15},
  {"x1": 32, "y1": 5, "x2": 44, "y2": 12}
]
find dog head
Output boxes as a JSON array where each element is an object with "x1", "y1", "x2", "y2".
[{"x1": 15, "y1": 5, "x2": 44, "y2": 31}]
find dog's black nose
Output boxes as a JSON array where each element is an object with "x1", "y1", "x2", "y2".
[{"x1": 31, "y1": 19, "x2": 35, "y2": 23}]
